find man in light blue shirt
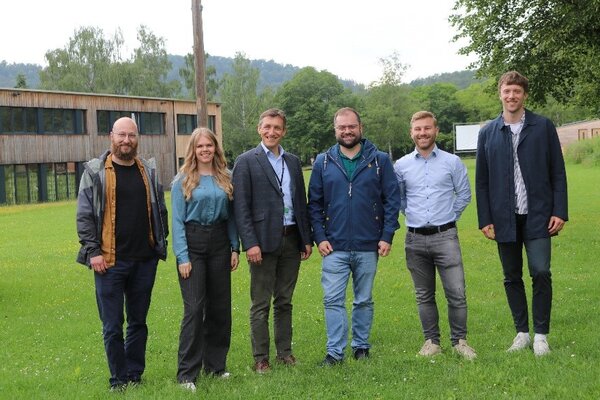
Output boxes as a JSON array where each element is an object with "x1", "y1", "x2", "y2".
[{"x1": 394, "y1": 111, "x2": 476, "y2": 360}]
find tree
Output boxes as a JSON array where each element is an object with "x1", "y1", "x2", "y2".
[
  {"x1": 274, "y1": 67, "x2": 358, "y2": 163},
  {"x1": 450, "y1": 0, "x2": 600, "y2": 110},
  {"x1": 363, "y1": 53, "x2": 416, "y2": 159},
  {"x1": 39, "y1": 25, "x2": 180, "y2": 98},
  {"x1": 126, "y1": 25, "x2": 180, "y2": 98},
  {"x1": 220, "y1": 52, "x2": 267, "y2": 160},
  {"x1": 178, "y1": 52, "x2": 219, "y2": 100},
  {"x1": 39, "y1": 26, "x2": 124, "y2": 93},
  {"x1": 411, "y1": 83, "x2": 468, "y2": 135},
  {"x1": 455, "y1": 80, "x2": 500, "y2": 123},
  {"x1": 14, "y1": 73, "x2": 27, "y2": 88}
]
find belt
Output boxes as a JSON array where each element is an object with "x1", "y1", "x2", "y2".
[
  {"x1": 408, "y1": 221, "x2": 456, "y2": 235},
  {"x1": 282, "y1": 225, "x2": 298, "y2": 236}
]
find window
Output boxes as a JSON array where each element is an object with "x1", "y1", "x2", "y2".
[
  {"x1": 177, "y1": 114, "x2": 197, "y2": 134},
  {"x1": 139, "y1": 112, "x2": 164, "y2": 135},
  {"x1": 0, "y1": 106, "x2": 84, "y2": 135},
  {"x1": 97, "y1": 110, "x2": 133, "y2": 135},
  {"x1": 97, "y1": 111, "x2": 164, "y2": 135},
  {"x1": 177, "y1": 114, "x2": 216, "y2": 135}
]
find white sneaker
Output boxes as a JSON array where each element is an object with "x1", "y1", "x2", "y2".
[
  {"x1": 533, "y1": 336, "x2": 551, "y2": 356},
  {"x1": 418, "y1": 339, "x2": 442, "y2": 356},
  {"x1": 453, "y1": 339, "x2": 477, "y2": 360},
  {"x1": 180, "y1": 382, "x2": 196, "y2": 392},
  {"x1": 507, "y1": 332, "x2": 531, "y2": 352}
]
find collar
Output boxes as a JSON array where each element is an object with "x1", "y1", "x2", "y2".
[
  {"x1": 260, "y1": 142, "x2": 285, "y2": 159},
  {"x1": 413, "y1": 144, "x2": 439, "y2": 159}
]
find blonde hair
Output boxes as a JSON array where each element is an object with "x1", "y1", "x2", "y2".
[
  {"x1": 410, "y1": 111, "x2": 438, "y2": 128},
  {"x1": 178, "y1": 127, "x2": 233, "y2": 201}
]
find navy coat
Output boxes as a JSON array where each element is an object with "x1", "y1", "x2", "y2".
[{"x1": 475, "y1": 110, "x2": 568, "y2": 243}]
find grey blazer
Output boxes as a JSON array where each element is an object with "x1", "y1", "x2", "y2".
[{"x1": 232, "y1": 144, "x2": 312, "y2": 253}]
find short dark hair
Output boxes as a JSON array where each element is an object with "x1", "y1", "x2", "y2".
[
  {"x1": 258, "y1": 108, "x2": 286, "y2": 130},
  {"x1": 498, "y1": 71, "x2": 529, "y2": 93},
  {"x1": 333, "y1": 107, "x2": 361, "y2": 125}
]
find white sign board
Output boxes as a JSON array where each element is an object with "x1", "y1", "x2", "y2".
[{"x1": 455, "y1": 124, "x2": 483, "y2": 152}]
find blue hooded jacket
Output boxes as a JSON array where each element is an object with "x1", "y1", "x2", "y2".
[{"x1": 308, "y1": 139, "x2": 401, "y2": 252}]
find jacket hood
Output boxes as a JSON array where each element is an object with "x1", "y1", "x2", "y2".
[{"x1": 325, "y1": 139, "x2": 377, "y2": 161}]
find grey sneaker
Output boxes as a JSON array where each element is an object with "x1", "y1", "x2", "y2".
[
  {"x1": 533, "y1": 337, "x2": 550, "y2": 356},
  {"x1": 418, "y1": 339, "x2": 442, "y2": 357},
  {"x1": 453, "y1": 339, "x2": 477, "y2": 360},
  {"x1": 507, "y1": 332, "x2": 531, "y2": 352}
]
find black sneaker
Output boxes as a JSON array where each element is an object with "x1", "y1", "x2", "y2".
[
  {"x1": 320, "y1": 354, "x2": 342, "y2": 367},
  {"x1": 353, "y1": 348, "x2": 370, "y2": 360},
  {"x1": 109, "y1": 383, "x2": 127, "y2": 393}
]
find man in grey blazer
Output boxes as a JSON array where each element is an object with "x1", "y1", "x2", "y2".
[{"x1": 232, "y1": 108, "x2": 313, "y2": 374}]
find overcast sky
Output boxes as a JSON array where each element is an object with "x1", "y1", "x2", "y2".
[{"x1": 0, "y1": 0, "x2": 475, "y2": 84}]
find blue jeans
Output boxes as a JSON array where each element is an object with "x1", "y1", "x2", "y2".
[
  {"x1": 405, "y1": 228, "x2": 468, "y2": 346},
  {"x1": 321, "y1": 251, "x2": 378, "y2": 360},
  {"x1": 94, "y1": 258, "x2": 158, "y2": 386}
]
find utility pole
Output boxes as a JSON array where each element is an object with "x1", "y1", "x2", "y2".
[{"x1": 192, "y1": 0, "x2": 208, "y2": 127}]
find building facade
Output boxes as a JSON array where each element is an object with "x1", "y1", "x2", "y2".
[{"x1": 0, "y1": 88, "x2": 221, "y2": 205}]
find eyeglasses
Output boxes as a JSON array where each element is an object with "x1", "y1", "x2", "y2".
[
  {"x1": 113, "y1": 132, "x2": 138, "y2": 140},
  {"x1": 335, "y1": 124, "x2": 359, "y2": 131}
]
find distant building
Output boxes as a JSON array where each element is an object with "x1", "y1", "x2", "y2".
[
  {"x1": 0, "y1": 88, "x2": 221, "y2": 205},
  {"x1": 556, "y1": 119, "x2": 600, "y2": 149}
]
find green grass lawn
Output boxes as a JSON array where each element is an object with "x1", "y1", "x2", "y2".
[{"x1": 1, "y1": 160, "x2": 599, "y2": 399}]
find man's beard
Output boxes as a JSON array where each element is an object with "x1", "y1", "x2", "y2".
[
  {"x1": 112, "y1": 142, "x2": 138, "y2": 161},
  {"x1": 337, "y1": 134, "x2": 362, "y2": 149}
]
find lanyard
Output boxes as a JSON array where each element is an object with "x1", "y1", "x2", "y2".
[{"x1": 273, "y1": 158, "x2": 285, "y2": 196}]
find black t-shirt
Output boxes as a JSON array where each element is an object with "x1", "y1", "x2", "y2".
[{"x1": 113, "y1": 162, "x2": 155, "y2": 261}]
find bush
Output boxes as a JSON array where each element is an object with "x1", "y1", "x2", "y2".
[{"x1": 565, "y1": 136, "x2": 600, "y2": 166}]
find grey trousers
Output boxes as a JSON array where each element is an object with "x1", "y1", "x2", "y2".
[
  {"x1": 405, "y1": 228, "x2": 468, "y2": 346},
  {"x1": 249, "y1": 230, "x2": 301, "y2": 362}
]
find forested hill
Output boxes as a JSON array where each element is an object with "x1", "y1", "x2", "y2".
[
  {"x1": 409, "y1": 70, "x2": 480, "y2": 89},
  {"x1": 0, "y1": 56, "x2": 472, "y2": 93}
]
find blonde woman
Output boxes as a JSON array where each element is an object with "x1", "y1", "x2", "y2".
[{"x1": 171, "y1": 128, "x2": 239, "y2": 391}]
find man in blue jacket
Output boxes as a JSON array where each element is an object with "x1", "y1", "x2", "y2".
[
  {"x1": 308, "y1": 107, "x2": 401, "y2": 365},
  {"x1": 476, "y1": 71, "x2": 568, "y2": 356}
]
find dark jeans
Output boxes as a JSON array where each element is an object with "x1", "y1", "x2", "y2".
[
  {"x1": 177, "y1": 222, "x2": 231, "y2": 383},
  {"x1": 497, "y1": 214, "x2": 552, "y2": 334},
  {"x1": 249, "y1": 230, "x2": 301, "y2": 362},
  {"x1": 405, "y1": 228, "x2": 468, "y2": 346},
  {"x1": 94, "y1": 258, "x2": 158, "y2": 386}
]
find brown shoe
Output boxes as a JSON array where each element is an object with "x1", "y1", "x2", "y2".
[
  {"x1": 276, "y1": 354, "x2": 297, "y2": 366},
  {"x1": 253, "y1": 359, "x2": 271, "y2": 374}
]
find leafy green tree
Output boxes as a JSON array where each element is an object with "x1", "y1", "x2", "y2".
[
  {"x1": 274, "y1": 67, "x2": 358, "y2": 163},
  {"x1": 39, "y1": 26, "x2": 124, "y2": 93},
  {"x1": 450, "y1": 0, "x2": 600, "y2": 109},
  {"x1": 14, "y1": 73, "x2": 27, "y2": 88},
  {"x1": 220, "y1": 52, "x2": 267, "y2": 160},
  {"x1": 411, "y1": 83, "x2": 468, "y2": 135},
  {"x1": 126, "y1": 25, "x2": 180, "y2": 98},
  {"x1": 363, "y1": 52, "x2": 416, "y2": 159},
  {"x1": 178, "y1": 52, "x2": 219, "y2": 100},
  {"x1": 455, "y1": 80, "x2": 500, "y2": 123},
  {"x1": 39, "y1": 25, "x2": 179, "y2": 98}
]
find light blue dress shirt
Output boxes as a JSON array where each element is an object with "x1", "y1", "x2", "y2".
[
  {"x1": 394, "y1": 145, "x2": 471, "y2": 228},
  {"x1": 260, "y1": 142, "x2": 295, "y2": 226},
  {"x1": 171, "y1": 175, "x2": 239, "y2": 264}
]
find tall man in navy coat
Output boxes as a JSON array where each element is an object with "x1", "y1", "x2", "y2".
[
  {"x1": 232, "y1": 108, "x2": 312, "y2": 373},
  {"x1": 476, "y1": 71, "x2": 568, "y2": 356}
]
